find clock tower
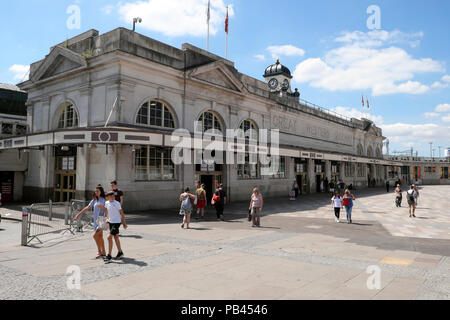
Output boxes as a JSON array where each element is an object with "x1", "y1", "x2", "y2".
[{"x1": 263, "y1": 58, "x2": 293, "y2": 93}]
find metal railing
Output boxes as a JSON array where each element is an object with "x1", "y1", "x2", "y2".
[{"x1": 21, "y1": 199, "x2": 92, "y2": 246}]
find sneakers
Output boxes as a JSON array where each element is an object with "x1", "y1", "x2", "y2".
[
  {"x1": 115, "y1": 252, "x2": 124, "y2": 260},
  {"x1": 104, "y1": 255, "x2": 113, "y2": 264},
  {"x1": 335, "y1": 218, "x2": 340, "y2": 223}
]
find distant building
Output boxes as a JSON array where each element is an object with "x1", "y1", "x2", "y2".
[{"x1": 0, "y1": 84, "x2": 28, "y2": 202}]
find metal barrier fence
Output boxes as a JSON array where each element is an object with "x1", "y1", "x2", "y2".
[{"x1": 21, "y1": 199, "x2": 92, "y2": 246}]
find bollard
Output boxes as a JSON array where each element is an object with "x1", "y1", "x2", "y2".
[
  {"x1": 65, "y1": 202, "x2": 70, "y2": 226},
  {"x1": 21, "y1": 207, "x2": 29, "y2": 246},
  {"x1": 49, "y1": 199, "x2": 53, "y2": 221},
  {"x1": 67, "y1": 202, "x2": 72, "y2": 226}
]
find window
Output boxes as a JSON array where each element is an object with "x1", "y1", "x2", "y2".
[
  {"x1": 239, "y1": 119, "x2": 258, "y2": 140},
  {"x1": 357, "y1": 164, "x2": 365, "y2": 177},
  {"x1": 135, "y1": 146, "x2": 175, "y2": 181},
  {"x1": 376, "y1": 147, "x2": 382, "y2": 158},
  {"x1": 295, "y1": 158, "x2": 307, "y2": 174},
  {"x1": 57, "y1": 104, "x2": 79, "y2": 129},
  {"x1": 331, "y1": 162, "x2": 340, "y2": 174},
  {"x1": 367, "y1": 146, "x2": 373, "y2": 158},
  {"x1": 198, "y1": 111, "x2": 223, "y2": 133},
  {"x1": 136, "y1": 100, "x2": 175, "y2": 129},
  {"x1": 345, "y1": 163, "x2": 354, "y2": 177},
  {"x1": 266, "y1": 156, "x2": 286, "y2": 179},
  {"x1": 1, "y1": 123, "x2": 13, "y2": 135},
  {"x1": 238, "y1": 154, "x2": 260, "y2": 180},
  {"x1": 441, "y1": 167, "x2": 449, "y2": 179},
  {"x1": 16, "y1": 125, "x2": 27, "y2": 136},
  {"x1": 357, "y1": 144, "x2": 364, "y2": 156}
]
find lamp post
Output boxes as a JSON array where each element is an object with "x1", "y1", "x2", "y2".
[{"x1": 133, "y1": 17, "x2": 142, "y2": 32}]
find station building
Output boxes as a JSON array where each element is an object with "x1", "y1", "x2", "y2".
[
  {"x1": 0, "y1": 84, "x2": 28, "y2": 203},
  {"x1": 1, "y1": 28, "x2": 445, "y2": 211}
]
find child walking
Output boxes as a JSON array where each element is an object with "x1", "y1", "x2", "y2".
[
  {"x1": 331, "y1": 192, "x2": 343, "y2": 223},
  {"x1": 102, "y1": 191, "x2": 127, "y2": 264}
]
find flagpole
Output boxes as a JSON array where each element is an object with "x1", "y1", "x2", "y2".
[
  {"x1": 225, "y1": 5, "x2": 229, "y2": 59},
  {"x1": 207, "y1": 0, "x2": 210, "y2": 52}
]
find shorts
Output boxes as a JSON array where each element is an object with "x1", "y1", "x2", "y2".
[
  {"x1": 109, "y1": 223, "x2": 121, "y2": 236},
  {"x1": 407, "y1": 200, "x2": 416, "y2": 206},
  {"x1": 197, "y1": 200, "x2": 206, "y2": 209}
]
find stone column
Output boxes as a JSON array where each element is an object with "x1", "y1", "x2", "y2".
[{"x1": 308, "y1": 159, "x2": 316, "y2": 193}]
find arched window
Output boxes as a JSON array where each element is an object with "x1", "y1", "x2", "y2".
[
  {"x1": 57, "y1": 103, "x2": 79, "y2": 129},
  {"x1": 136, "y1": 100, "x2": 175, "y2": 129},
  {"x1": 367, "y1": 146, "x2": 373, "y2": 158},
  {"x1": 239, "y1": 119, "x2": 258, "y2": 140},
  {"x1": 376, "y1": 147, "x2": 382, "y2": 158},
  {"x1": 357, "y1": 144, "x2": 364, "y2": 156},
  {"x1": 198, "y1": 111, "x2": 223, "y2": 133}
]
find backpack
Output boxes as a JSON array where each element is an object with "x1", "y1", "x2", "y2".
[
  {"x1": 212, "y1": 194, "x2": 221, "y2": 204},
  {"x1": 182, "y1": 195, "x2": 192, "y2": 210},
  {"x1": 408, "y1": 191, "x2": 415, "y2": 202},
  {"x1": 342, "y1": 197, "x2": 351, "y2": 207}
]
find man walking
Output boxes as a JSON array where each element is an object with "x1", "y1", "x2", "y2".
[
  {"x1": 386, "y1": 180, "x2": 390, "y2": 193},
  {"x1": 217, "y1": 184, "x2": 227, "y2": 221},
  {"x1": 111, "y1": 181, "x2": 124, "y2": 206}
]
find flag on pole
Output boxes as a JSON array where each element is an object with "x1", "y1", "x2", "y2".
[
  {"x1": 361, "y1": 95, "x2": 365, "y2": 110},
  {"x1": 367, "y1": 98, "x2": 370, "y2": 110},
  {"x1": 225, "y1": 6, "x2": 229, "y2": 34}
]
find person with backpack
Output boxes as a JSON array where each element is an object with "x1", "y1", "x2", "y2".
[
  {"x1": 179, "y1": 187, "x2": 195, "y2": 229},
  {"x1": 342, "y1": 189, "x2": 356, "y2": 224},
  {"x1": 406, "y1": 185, "x2": 417, "y2": 218},
  {"x1": 211, "y1": 190, "x2": 222, "y2": 220}
]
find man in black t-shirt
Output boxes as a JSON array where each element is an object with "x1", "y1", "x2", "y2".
[
  {"x1": 111, "y1": 180, "x2": 124, "y2": 206},
  {"x1": 217, "y1": 184, "x2": 227, "y2": 221}
]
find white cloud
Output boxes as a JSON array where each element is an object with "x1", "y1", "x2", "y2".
[
  {"x1": 442, "y1": 115, "x2": 450, "y2": 123},
  {"x1": 431, "y1": 81, "x2": 449, "y2": 89},
  {"x1": 435, "y1": 104, "x2": 450, "y2": 113},
  {"x1": 381, "y1": 123, "x2": 450, "y2": 145},
  {"x1": 117, "y1": 0, "x2": 233, "y2": 37},
  {"x1": 101, "y1": 5, "x2": 115, "y2": 15},
  {"x1": 253, "y1": 54, "x2": 266, "y2": 61},
  {"x1": 266, "y1": 45, "x2": 305, "y2": 59},
  {"x1": 424, "y1": 112, "x2": 439, "y2": 118},
  {"x1": 332, "y1": 106, "x2": 384, "y2": 124},
  {"x1": 9, "y1": 64, "x2": 30, "y2": 82},
  {"x1": 442, "y1": 75, "x2": 450, "y2": 82},
  {"x1": 293, "y1": 30, "x2": 444, "y2": 96},
  {"x1": 335, "y1": 30, "x2": 424, "y2": 48}
]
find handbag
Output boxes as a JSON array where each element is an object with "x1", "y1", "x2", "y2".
[
  {"x1": 96, "y1": 215, "x2": 109, "y2": 231},
  {"x1": 248, "y1": 209, "x2": 252, "y2": 221}
]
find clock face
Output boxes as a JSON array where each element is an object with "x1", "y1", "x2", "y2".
[{"x1": 268, "y1": 78, "x2": 278, "y2": 89}]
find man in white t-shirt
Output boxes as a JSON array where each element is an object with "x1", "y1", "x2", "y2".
[{"x1": 100, "y1": 191, "x2": 128, "y2": 263}]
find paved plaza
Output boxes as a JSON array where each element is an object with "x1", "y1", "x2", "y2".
[{"x1": 1, "y1": 185, "x2": 450, "y2": 300}]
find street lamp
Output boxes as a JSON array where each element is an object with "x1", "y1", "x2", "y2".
[{"x1": 133, "y1": 17, "x2": 142, "y2": 32}]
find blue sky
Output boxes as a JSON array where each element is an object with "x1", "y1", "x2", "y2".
[{"x1": 1, "y1": 0, "x2": 449, "y2": 156}]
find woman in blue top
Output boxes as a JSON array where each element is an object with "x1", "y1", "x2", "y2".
[
  {"x1": 74, "y1": 185, "x2": 107, "y2": 259},
  {"x1": 342, "y1": 189, "x2": 356, "y2": 224}
]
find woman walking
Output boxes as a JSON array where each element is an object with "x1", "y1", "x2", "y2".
[
  {"x1": 74, "y1": 185, "x2": 107, "y2": 259},
  {"x1": 180, "y1": 187, "x2": 195, "y2": 229},
  {"x1": 406, "y1": 185, "x2": 417, "y2": 218},
  {"x1": 342, "y1": 189, "x2": 356, "y2": 224},
  {"x1": 211, "y1": 190, "x2": 221, "y2": 220},
  {"x1": 331, "y1": 192, "x2": 343, "y2": 223},
  {"x1": 394, "y1": 184, "x2": 403, "y2": 208},
  {"x1": 249, "y1": 188, "x2": 264, "y2": 228}
]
